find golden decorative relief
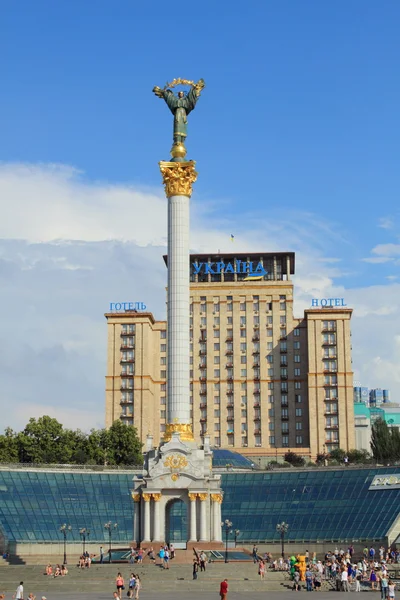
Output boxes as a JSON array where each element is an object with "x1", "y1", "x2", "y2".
[
  {"x1": 211, "y1": 493, "x2": 223, "y2": 504},
  {"x1": 198, "y1": 493, "x2": 208, "y2": 502},
  {"x1": 171, "y1": 474, "x2": 179, "y2": 482},
  {"x1": 188, "y1": 493, "x2": 198, "y2": 501},
  {"x1": 164, "y1": 454, "x2": 188, "y2": 470},
  {"x1": 152, "y1": 493, "x2": 162, "y2": 502},
  {"x1": 159, "y1": 161, "x2": 198, "y2": 198},
  {"x1": 142, "y1": 493, "x2": 152, "y2": 502},
  {"x1": 131, "y1": 492, "x2": 141, "y2": 503},
  {"x1": 163, "y1": 422, "x2": 194, "y2": 441}
]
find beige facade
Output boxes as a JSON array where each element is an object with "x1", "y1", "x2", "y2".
[{"x1": 105, "y1": 252, "x2": 354, "y2": 459}]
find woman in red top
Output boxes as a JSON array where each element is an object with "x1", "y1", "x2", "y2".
[
  {"x1": 115, "y1": 572, "x2": 125, "y2": 599},
  {"x1": 220, "y1": 579, "x2": 228, "y2": 600}
]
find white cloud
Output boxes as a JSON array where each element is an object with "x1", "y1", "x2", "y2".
[
  {"x1": 378, "y1": 217, "x2": 394, "y2": 230},
  {"x1": 362, "y1": 256, "x2": 393, "y2": 264},
  {"x1": 371, "y1": 243, "x2": 400, "y2": 257},
  {"x1": 0, "y1": 162, "x2": 399, "y2": 431}
]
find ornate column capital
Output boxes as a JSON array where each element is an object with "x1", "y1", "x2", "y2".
[
  {"x1": 131, "y1": 492, "x2": 141, "y2": 503},
  {"x1": 188, "y1": 492, "x2": 198, "y2": 502},
  {"x1": 211, "y1": 493, "x2": 223, "y2": 504},
  {"x1": 152, "y1": 493, "x2": 162, "y2": 502},
  {"x1": 159, "y1": 161, "x2": 197, "y2": 198},
  {"x1": 198, "y1": 493, "x2": 208, "y2": 502},
  {"x1": 142, "y1": 493, "x2": 152, "y2": 502}
]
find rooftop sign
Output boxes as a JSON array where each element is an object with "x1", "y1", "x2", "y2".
[
  {"x1": 192, "y1": 260, "x2": 267, "y2": 281},
  {"x1": 109, "y1": 302, "x2": 147, "y2": 312},
  {"x1": 369, "y1": 474, "x2": 400, "y2": 490},
  {"x1": 311, "y1": 298, "x2": 346, "y2": 307}
]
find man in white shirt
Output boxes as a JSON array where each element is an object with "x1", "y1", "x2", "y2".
[
  {"x1": 341, "y1": 569, "x2": 349, "y2": 592},
  {"x1": 15, "y1": 581, "x2": 24, "y2": 600}
]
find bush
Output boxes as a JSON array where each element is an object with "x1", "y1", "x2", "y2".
[{"x1": 284, "y1": 451, "x2": 306, "y2": 467}]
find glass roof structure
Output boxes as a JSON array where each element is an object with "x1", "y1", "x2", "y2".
[
  {"x1": 212, "y1": 449, "x2": 254, "y2": 469},
  {"x1": 0, "y1": 466, "x2": 399, "y2": 544}
]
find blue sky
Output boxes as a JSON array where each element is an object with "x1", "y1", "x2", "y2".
[{"x1": 0, "y1": 1, "x2": 400, "y2": 428}]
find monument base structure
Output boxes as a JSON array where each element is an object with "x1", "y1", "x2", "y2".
[{"x1": 132, "y1": 433, "x2": 223, "y2": 546}]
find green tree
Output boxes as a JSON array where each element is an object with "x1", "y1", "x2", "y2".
[
  {"x1": 106, "y1": 420, "x2": 143, "y2": 466},
  {"x1": 0, "y1": 427, "x2": 19, "y2": 462},
  {"x1": 371, "y1": 418, "x2": 394, "y2": 462},
  {"x1": 347, "y1": 449, "x2": 371, "y2": 464},
  {"x1": 371, "y1": 418, "x2": 400, "y2": 462},
  {"x1": 284, "y1": 451, "x2": 306, "y2": 467},
  {"x1": 328, "y1": 448, "x2": 346, "y2": 463},
  {"x1": 18, "y1": 416, "x2": 65, "y2": 463}
]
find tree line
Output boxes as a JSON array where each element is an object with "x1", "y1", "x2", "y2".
[{"x1": 0, "y1": 416, "x2": 143, "y2": 466}]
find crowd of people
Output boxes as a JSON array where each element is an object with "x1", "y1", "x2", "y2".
[
  {"x1": 113, "y1": 571, "x2": 142, "y2": 600},
  {"x1": 251, "y1": 543, "x2": 399, "y2": 594},
  {"x1": 44, "y1": 563, "x2": 68, "y2": 576}
]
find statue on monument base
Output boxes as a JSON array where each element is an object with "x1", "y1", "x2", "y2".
[{"x1": 153, "y1": 78, "x2": 205, "y2": 160}]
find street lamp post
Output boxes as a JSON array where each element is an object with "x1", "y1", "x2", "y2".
[
  {"x1": 79, "y1": 527, "x2": 90, "y2": 555},
  {"x1": 104, "y1": 521, "x2": 118, "y2": 563},
  {"x1": 59, "y1": 524, "x2": 72, "y2": 565},
  {"x1": 221, "y1": 519, "x2": 232, "y2": 563},
  {"x1": 276, "y1": 521, "x2": 289, "y2": 559},
  {"x1": 233, "y1": 529, "x2": 240, "y2": 548}
]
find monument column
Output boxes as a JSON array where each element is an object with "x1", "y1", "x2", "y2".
[
  {"x1": 132, "y1": 493, "x2": 141, "y2": 543},
  {"x1": 211, "y1": 494, "x2": 223, "y2": 542},
  {"x1": 198, "y1": 493, "x2": 208, "y2": 541},
  {"x1": 143, "y1": 493, "x2": 151, "y2": 541},
  {"x1": 159, "y1": 160, "x2": 198, "y2": 442},
  {"x1": 152, "y1": 494, "x2": 162, "y2": 541},
  {"x1": 188, "y1": 493, "x2": 198, "y2": 541}
]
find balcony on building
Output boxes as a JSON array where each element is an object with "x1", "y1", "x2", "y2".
[
  {"x1": 199, "y1": 349, "x2": 207, "y2": 355},
  {"x1": 323, "y1": 355, "x2": 337, "y2": 360},
  {"x1": 227, "y1": 401, "x2": 234, "y2": 408},
  {"x1": 120, "y1": 398, "x2": 133, "y2": 404},
  {"x1": 279, "y1": 334, "x2": 287, "y2": 340},
  {"x1": 254, "y1": 375, "x2": 260, "y2": 382},
  {"x1": 227, "y1": 389, "x2": 233, "y2": 396},
  {"x1": 280, "y1": 347, "x2": 287, "y2": 354},
  {"x1": 120, "y1": 413, "x2": 133, "y2": 419},
  {"x1": 325, "y1": 410, "x2": 338, "y2": 416},
  {"x1": 121, "y1": 330, "x2": 135, "y2": 337},
  {"x1": 325, "y1": 424, "x2": 339, "y2": 430},
  {"x1": 200, "y1": 390, "x2": 207, "y2": 396},
  {"x1": 120, "y1": 385, "x2": 134, "y2": 391},
  {"x1": 121, "y1": 372, "x2": 134, "y2": 378},
  {"x1": 253, "y1": 415, "x2": 261, "y2": 421},
  {"x1": 226, "y1": 362, "x2": 233, "y2": 368},
  {"x1": 199, "y1": 336, "x2": 207, "y2": 342},
  {"x1": 322, "y1": 340, "x2": 336, "y2": 346},
  {"x1": 199, "y1": 402, "x2": 207, "y2": 409},
  {"x1": 323, "y1": 368, "x2": 338, "y2": 373},
  {"x1": 199, "y1": 376, "x2": 207, "y2": 382},
  {"x1": 252, "y1": 335, "x2": 260, "y2": 342},
  {"x1": 227, "y1": 375, "x2": 233, "y2": 381},
  {"x1": 254, "y1": 428, "x2": 261, "y2": 435},
  {"x1": 121, "y1": 343, "x2": 134, "y2": 349},
  {"x1": 200, "y1": 417, "x2": 207, "y2": 423},
  {"x1": 322, "y1": 326, "x2": 336, "y2": 333},
  {"x1": 120, "y1": 357, "x2": 135, "y2": 363},
  {"x1": 226, "y1": 349, "x2": 233, "y2": 356},
  {"x1": 281, "y1": 374, "x2": 288, "y2": 380},
  {"x1": 226, "y1": 336, "x2": 233, "y2": 342},
  {"x1": 253, "y1": 362, "x2": 260, "y2": 368},
  {"x1": 281, "y1": 415, "x2": 289, "y2": 421},
  {"x1": 253, "y1": 389, "x2": 260, "y2": 395},
  {"x1": 253, "y1": 401, "x2": 260, "y2": 408}
]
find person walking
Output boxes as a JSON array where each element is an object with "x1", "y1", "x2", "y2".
[
  {"x1": 252, "y1": 545, "x2": 258, "y2": 563},
  {"x1": 388, "y1": 580, "x2": 396, "y2": 600},
  {"x1": 193, "y1": 559, "x2": 199, "y2": 580},
  {"x1": 381, "y1": 573, "x2": 389, "y2": 599},
  {"x1": 169, "y1": 543, "x2": 175, "y2": 559},
  {"x1": 258, "y1": 560, "x2": 265, "y2": 580},
  {"x1": 134, "y1": 575, "x2": 141, "y2": 600},
  {"x1": 15, "y1": 582, "x2": 24, "y2": 600},
  {"x1": 100, "y1": 546, "x2": 104, "y2": 564},
  {"x1": 370, "y1": 570, "x2": 378, "y2": 590},
  {"x1": 115, "y1": 572, "x2": 125, "y2": 600},
  {"x1": 341, "y1": 568, "x2": 350, "y2": 592},
  {"x1": 220, "y1": 579, "x2": 228, "y2": 600},
  {"x1": 305, "y1": 567, "x2": 313, "y2": 592},
  {"x1": 199, "y1": 551, "x2": 207, "y2": 572},
  {"x1": 293, "y1": 570, "x2": 300, "y2": 591}
]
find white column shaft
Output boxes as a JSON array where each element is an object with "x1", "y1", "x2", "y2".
[
  {"x1": 144, "y1": 500, "x2": 151, "y2": 541},
  {"x1": 153, "y1": 501, "x2": 161, "y2": 541},
  {"x1": 217, "y1": 502, "x2": 222, "y2": 541},
  {"x1": 167, "y1": 195, "x2": 190, "y2": 424},
  {"x1": 190, "y1": 499, "x2": 197, "y2": 541},
  {"x1": 133, "y1": 504, "x2": 140, "y2": 542},
  {"x1": 212, "y1": 501, "x2": 220, "y2": 542},
  {"x1": 200, "y1": 499, "x2": 207, "y2": 541}
]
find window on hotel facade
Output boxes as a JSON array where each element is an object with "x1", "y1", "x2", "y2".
[
  {"x1": 190, "y1": 343, "x2": 193, "y2": 352},
  {"x1": 227, "y1": 316, "x2": 233, "y2": 324},
  {"x1": 324, "y1": 347, "x2": 337, "y2": 358},
  {"x1": 268, "y1": 382, "x2": 274, "y2": 390},
  {"x1": 160, "y1": 344, "x2": 166, "y2": 352},
  {"x1": 254, "y1": 315, "x2": 259, "y2": 325},
  {"x1": 267, "y1": 342, "x2": 273, "y2": 350},
  {"x1": 280, "y1": 302, "x2": 286, "y2": 311},
  {"x1": 214, "y1": 303, "x2": 220, "y2": 312},
  {"x1": 240, "y1": 342, "x2": 247, "y2": 352},
  {"x1": 282, "y1": 435, "x2": 289, "y2": 447},
  {"x1": 269, "y1": 422, "x2": 275, "y2": 430},
  {"x1": 241, "y1": 409, "x2": 247, "y2": 417},
  {"x1": 325, "y1": 388, "x2": 338, "y2": 399},
  {"x1": 214, "y1": 356, "x2": 220, "y2": 364},
  {"x1": 214, "y1": 423, "x2": 220, "y2": 431},
  {"x1": 281, "y1": 368, "x2": 287, "y2": 378},
  {"x1": 294, "y1": 328, "x2": 300, "y2": 336},
  {"x1": 227, "y1": 296, "x2": 232, "y2": 300},
  {"x1": 160, "y1": 370, "x2": 166, "y2": 378},
  {"x1": 160, "y1": 410, "x2": 166, "y2": 419},
  {"x1": 295, "y1": 422, "x2": 302, "y2": 430},
  {"x1": 241, "y1": 382, "x2": 247, "y2": 390},
  {"x1": 267, "y1": 368, "x2": 273, "y2": 376},
  {"x1": 267, "y1": 355, "x2": 273, "y2": 364},
  {"x1": 190, "y1": 369, "x2": 193, "y2": 378},
  {"x1": 295, "y1": 394, "x2": 302, "y2": 403},
  {"x1": 201, "y1": 317, "x2": 207, "y2": 326},
  {"x1": 227, "y1": 302, "x2": 233, "y2": 311},
  {"x1": 324, "y1": 374, "x2": 338, "y2": 384},
  {"x1": 160, "y1": 396, "x2": 167, "y2": 406},
  {"x1": 240, "y1": 329, "x2": 246, "y2": 338},
  {"x1": 322, "y1": 320, "x2": 336, "y2": 331},
  {"x1": 282, "y1": 422, "x2": 289, "y2": 433},
  {"x1": 241, "y1": 369, "x2": 247, "y2": 377},
  {"x1": 295, "y1": 382, "x2": 301, "y2": 389},
  {"x1": 240, "y1": 316, "x2": 246, "y2": 325},
  {"x1": 280, "y1": 341, "x2": 287, "y2": 351},
  {"x1": 214, "y1": 343, "x2": 220, "y2": 351},
  {"x1": 323, "y1": 360, "x2": 337, "y2": 371},
  {"x1": 253, "y1": 303, "x2": 259, "y2": 312},
  {"x1": 294, "y1": 368, "x2": 300, "y2": 376},
  {"x1": 294, "y1": 341, "x2": 300, "y2": 349},
  {"x1": 267, "y1": 329, "x2": 273, "y2": 337},
  {"x1": 281, "y1": 395, "x2": 288, "y2": 406},
  {"x1": 161, "y1": 384, "x2": 166, "y2": 391},
  {"x1": 294, "y1": 354, "x2": 300, "y2": 363},
  {"x1": 296, "y1": 435, "x2": 303, "y2": 444},
  {"x1": 214, "y1": 317, "x2": 220, "y2": 326},
  {"x1": 240, "y1": 302, "x2": 246, "y2": 311},
  {"x1": 326, "y1": 415, "x2": 338, "y2": 427},
  {"x1": 214, "y1": 409, "x2": 220, "y2": 418},
  {"x1": 267, "y1": 302, "x2": 272, "y2": 311},
  {"x1": 281, "y1": 382, "x2": 288, "y2": 392},
  {"x1": 214, "y1": 437, "x2": 220, "y2": 446},
  {"x1": 241, "y1": 355, "x2": 247, "y2": 364},
  {"x1": 268, "y1": 408, "x2": 275, "y2": 417},
  {"x1": 280, "y1": 315, "x2": 286, "y2": 325},
  {"x1": 269, "y1": 435, "x2": 275, "y2": 445},
  {"x1": 323, "y1": 333, "x2": 336, "y2": 344},
  {"x1": 267, "y1": 315, "x2": 273, "y2": 325},
  {"x1": 160, "y1": 424, "x2": 166, "y2": 432},
  {"x1": 214, "y1": 330, "x2": 220, "y2": 338},
  {"x1": 214, "y1": 396, "x2": 220, "y2": 404},
  {"x1": 295, "y1": 408, "x2": 302, "y2": 417},
  {"x1": 325, "y1": 402, "x2": 338, "y2": 414},
  {"x1": 241, "y1": 395, "x2": 247, "y2": 403},
  {"x1": 214, "y1": 369, "x2": 220, "y2": 378},
  {"x1": 281, "y1": 407, "x2": 288, "y2": 418}
]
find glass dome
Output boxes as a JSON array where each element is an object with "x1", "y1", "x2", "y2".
[{"x1": 212, "y1": 449, "x2": 254, "y2": 469}]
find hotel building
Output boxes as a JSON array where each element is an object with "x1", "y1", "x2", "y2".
[{"x1": 105, "y1": 252, "x2": 355, "y2": 460}]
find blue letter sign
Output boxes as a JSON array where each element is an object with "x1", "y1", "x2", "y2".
[
  {"x1": 311, "y1": 298, "x2": 346, "y2": 307},
  {"x1": 109, "y1": 302, "x2": 147, "y2": 311}
]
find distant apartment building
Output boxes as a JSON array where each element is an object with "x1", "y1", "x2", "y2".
[{"x1": 105, "y1": 252, "x2": 355, "y2": 459}]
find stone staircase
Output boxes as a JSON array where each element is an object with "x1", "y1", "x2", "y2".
[{"x1": 0, "y1": 562, "x2": 292, "y2": 594}]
